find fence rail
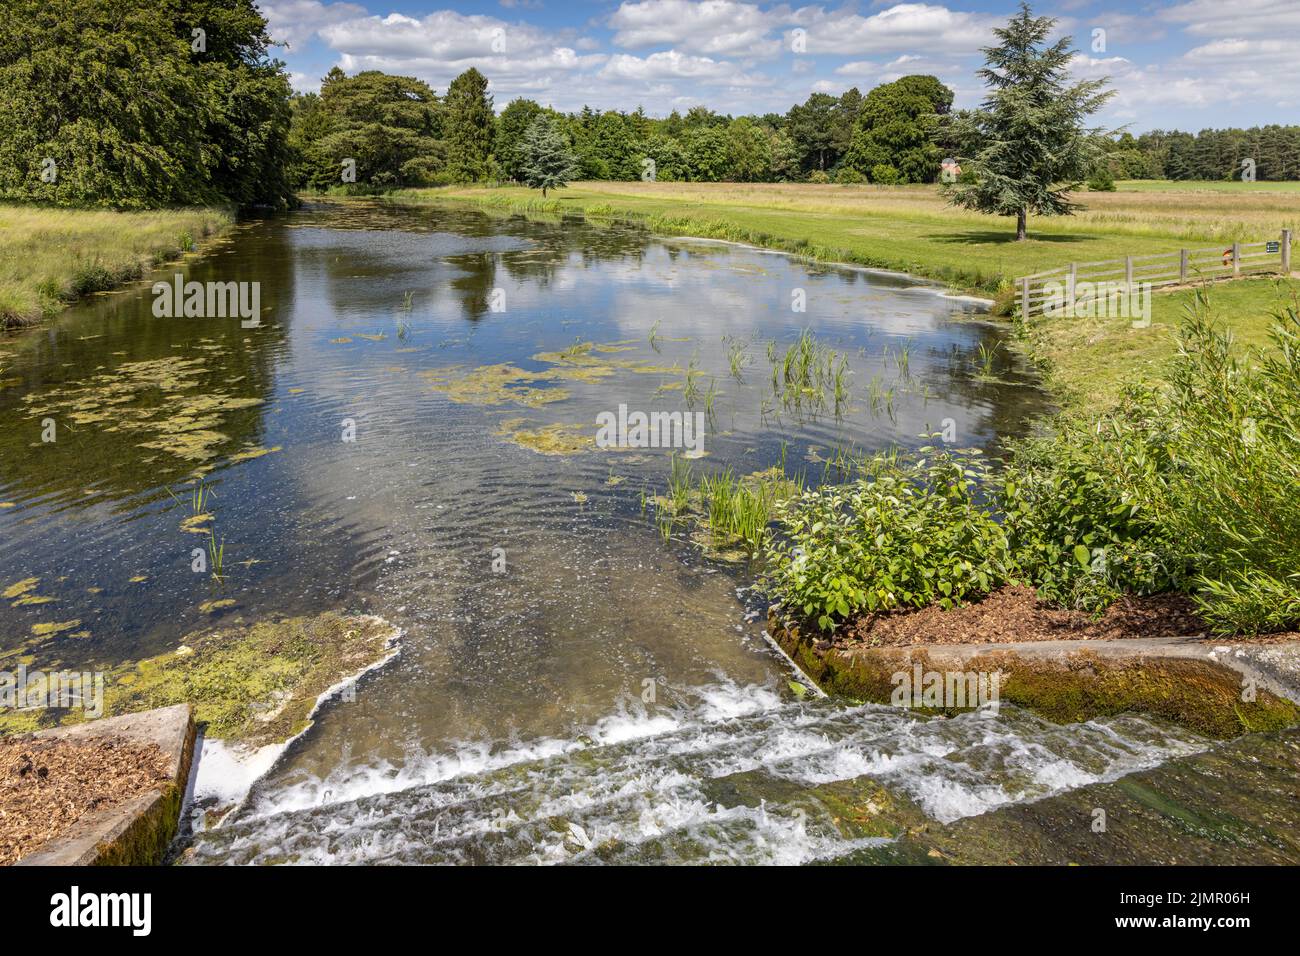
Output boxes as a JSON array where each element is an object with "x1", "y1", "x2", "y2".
[{"x1": 1017, "y1": 230, "x2": 1293, "y2": 319}]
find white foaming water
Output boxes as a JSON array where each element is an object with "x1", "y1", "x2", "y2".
[
  {"x1": 233, "y1": 680, "x2": 782, "y2": 823},
  {"x1": 186, "y1": 683, "x2": 1209, "y2": 865}
]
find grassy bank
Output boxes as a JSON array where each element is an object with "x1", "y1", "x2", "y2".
[
  {"x1": 390, "y1": 181, "x2": 1298, "y2": 406},
  {"x1": 0, "y1": 204, "x2": 232, "y2": 329}
]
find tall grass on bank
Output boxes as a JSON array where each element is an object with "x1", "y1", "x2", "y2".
[{"x1": 0, "y1": 204, "x2": 231, "y2": 328}]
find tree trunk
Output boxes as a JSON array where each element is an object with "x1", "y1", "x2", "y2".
[
  {"x1": 1016, "y1": 208, "x2": 1027, "y2": 241},
  {"x1": 542, "y1": 186, "x2": 548, "y2": 198}
]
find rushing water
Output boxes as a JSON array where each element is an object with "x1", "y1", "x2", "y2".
[{"x1": 0, "y1": 198, "x2": 1206, "y2": 864}]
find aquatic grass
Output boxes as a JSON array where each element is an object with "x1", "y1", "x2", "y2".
[
  {"x1": 975, "y1": 341, "x2": 1000, "y2": 380},
  {"x1": 683, "y1": 357, "x2": 703, "y2": 409},
  {"x1": 726, "y1": 338, "x2": 750, "y2": 381},
  {"x1": 208, "y1": 531, "x2": 226, "y2": 582}
]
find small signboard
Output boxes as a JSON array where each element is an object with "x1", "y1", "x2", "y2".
[{"x1": 1267, "y1": 241, "x2": 1281, "y2": 253}]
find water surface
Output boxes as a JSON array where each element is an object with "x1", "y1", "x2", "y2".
[{"x1": 0, "y1": 199, "x2": 1066, "y2": 860}]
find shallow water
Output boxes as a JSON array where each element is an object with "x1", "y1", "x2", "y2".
[{"x1": 0, "y1": 198, "x2": 1153, "y2": 863}]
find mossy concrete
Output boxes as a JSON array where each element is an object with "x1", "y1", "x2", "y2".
[
  {"x1": 769, "y1": 611, "x2": 1300, "y2": 738},
  {"x1": 15, "y1": 703, "x2": 194, "y2": 866},
  {"x1": 829, "y1": 726, "x2": 1300, "y2": 865}
]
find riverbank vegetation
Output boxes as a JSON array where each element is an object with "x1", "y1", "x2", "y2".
[
  {"x1": 763, "y1": 294, "x2": 1300, "y2": 637},
  {"x1": 0, "y1": 204, "x2": 231, "y2": 328}
]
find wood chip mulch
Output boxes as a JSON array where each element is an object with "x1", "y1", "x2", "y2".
[
  {"x1": 0, "y1": 735, "x2": 172, "y2": 866},
  {"x1": 821, "y1": 585, "x2": 1297, "y2": 650}
]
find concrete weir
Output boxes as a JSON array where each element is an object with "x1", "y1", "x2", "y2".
[
  {"x1": 17, "y1": 704, "x2": 195, "y2": 866},
  {"x1": 769, "y1": 610, "x2": 1300, "y2": 738}
]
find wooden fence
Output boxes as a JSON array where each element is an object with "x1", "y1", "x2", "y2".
[{"x1": 1017, "y1": 229, "x2": 1293, "y2": 319}]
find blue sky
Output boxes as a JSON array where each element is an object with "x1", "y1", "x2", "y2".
[{"x1": 257, "y1": 1, "x2": 1299, "y2": 132}]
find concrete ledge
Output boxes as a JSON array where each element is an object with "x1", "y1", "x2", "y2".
[
  {"x1": 769, "y1": 611, "x2": 1300, "y2": 738},
  {"x1": 16, "y1": 704, "x2": 195, "y2": 866}
]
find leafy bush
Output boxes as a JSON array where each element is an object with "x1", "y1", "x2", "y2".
[
  {"x1": 1086, "y1": 167, "x2": 1116, "y2": 191},
  {"x1": 1002, "y1": 292, "x2": 1300, "y2": 632},
  {"x1": 764, "y1": 445, "x2": 1014, "y2": 630},
  {"x1": 999, "y1": 400, "x2": 1186, "y2": 612}
]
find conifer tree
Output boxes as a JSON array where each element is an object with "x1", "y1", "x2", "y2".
[
  {"x1": 944, "y1": 3, "x2": 1112, "y2": 240},
  {"x1": 520, "y1": 114, "x2": 578, "y2": 197}
]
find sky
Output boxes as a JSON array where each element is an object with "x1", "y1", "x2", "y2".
[{"x1": 257, "y1": 0, "x2": 1300, "y2": 133}]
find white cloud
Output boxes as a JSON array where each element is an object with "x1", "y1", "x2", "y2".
[
  {"x1": 599, "y1": 50, "x2": 771, "y2": 86},
  {"x1": 608, "y1": 1, "x2": 783, "y2": 58},
  {"x1": 1161, "y1": 0, "x2": 1300, "y2": 38},
  {"x1": 788, "y1": 3, "x2": 998, "y2": 57},
  {"x1": 257, "y1": 0, "x2": 368, "y2": 49}
]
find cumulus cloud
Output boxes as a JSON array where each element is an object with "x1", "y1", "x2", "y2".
[
  {"x1": 1161, "y1": 0, "x2": 1300, "y2": 38},
  {"x1": 258, "y1": 0, "x2": 369, "y2": 48},
  {"x1": 608, "y1": 0, "x2": 783, "y2": 58},
  {"x1": 787, "y1": 3, "x2": 998, "y2": 57},
  {"x1": 599, "y1": 50, "x2": 772, "y2": 86}
]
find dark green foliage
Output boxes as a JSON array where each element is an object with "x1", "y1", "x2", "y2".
[
  {"x1": 842, "y1": 75, "x2": 952, "y2": 184},
  {"x1": 943, "y1": 2, "x2": 1113, "y2": 238},
  {"x1": 443, "y1": 67, "x2": 495, "y2": 182},
  {"x1": 496, "y1": 98, "x2": 545, "y2": 182},
  {"x1": 293, "y1": 68, "x2": 444, "y2": 190},
  {"x1": 519, "y1": 114, "x2": 577, "y2": 197},
  {"x1": 0, "y1": 0, "x2": 294, "y2": 209}
]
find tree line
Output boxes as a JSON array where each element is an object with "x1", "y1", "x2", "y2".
[
  {"x1": 3, "y1": 0, "x2": 1297, "y2": 214},
  {"x1": 289, "y1": 68, "x2": 957, "y2": 191}
]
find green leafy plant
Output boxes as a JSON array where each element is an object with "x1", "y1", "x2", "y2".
[{"x1": 764, "y1": 443, "x2": 1014, "y2": 630}]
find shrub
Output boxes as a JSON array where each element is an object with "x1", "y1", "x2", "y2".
[
  {"x1": 1087, "y1": 167, "x2": 1116, "y2": 191},
  {"x1": 764, "y1": 444, "x2": 1014, "y2": 630}
]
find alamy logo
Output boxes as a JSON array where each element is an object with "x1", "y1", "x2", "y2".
[
  {"x1": 50, "y1": 886, "x2": 151, "y2": 936},
  {"x1": 891, "y1": 664, "x2": 1001, "y2": 716},
  {"x1": 1040, "y1": 280, "x2": 1152, "y2": 327},
  {"x1": 0, "y1": 667, "x2": 103, "y2": 718},
  {"x1": 151, "y1": 274, "x2": 261, "y2": 327},
  {"x1": 596, "y1": 404, "x2": 705, "y2": 455}
]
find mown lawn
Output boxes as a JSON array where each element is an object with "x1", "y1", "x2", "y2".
[
  {"x1": 394, "y1": 181, "x2": 1299, "y2": 405},
  {"x1": 0, "y1": 204, "x2": 232, "y2": 328}
]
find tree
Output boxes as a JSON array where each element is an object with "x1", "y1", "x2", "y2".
[
  {"x1": 444, "y1": 67, "x2": 494, "y2": 182},
  {"x1": 520, "y1": 114, "x2": 577, "y2": 197},
  {"x1": 843, "y1": 75, "x2": 952, "y2": 183},
  {"x1": 683, "y1": 126, "x2": 729, "y2": 181},
  {"x1": 725, "y1": 117, "x2": 771, "y2": 182},
  {"x1": 293, "y1": 70, "x2": 443, "y2": 189},
  {"x1": 0, "y1": 0, "x2": 294, "y2": 208},
  {"x1": 785, "y1": 92, "x2": 841, "y2": 172},
  {"x1": 943, "y1": 3, "x2": 1112, "y2": 240},
  {"x1": 496, "y1": 98, "x2": 543, "y2": 182}
]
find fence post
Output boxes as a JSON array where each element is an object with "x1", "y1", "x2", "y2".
[
  {"x1": 1180, "y1": 248, "x2": 1189, "y2": 283},
  {"x1": 1067, "y1": 262, "x2": 1077, "y2": 311},
  {"x1": 1283, "y1": 230, "x2": 1293, "y2": 275},
  {"x1": 1232, "y1": 242, "x2": 1241, "y2": 276},
  {"x1": 1125, "y1": 255, "x2": 1134, "y2": 289},
  {"x1": 1021, "y1": 276, "x2": 1030, "y2": 319}
]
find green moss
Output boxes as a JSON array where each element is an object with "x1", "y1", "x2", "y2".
[
  {"x1": 495, "y1": 418, "x2": 593, "y2": 456},
  {"x1": 0, "y1": 612, "x2": 399, "y2": 747},
  {"x1": 769, "y1": 614, "x2": 1300, "y2": 738}
]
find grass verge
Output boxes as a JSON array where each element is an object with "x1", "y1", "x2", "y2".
[{"x1": 0, "y1": 203, "x2": 232, "y2": 329}]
